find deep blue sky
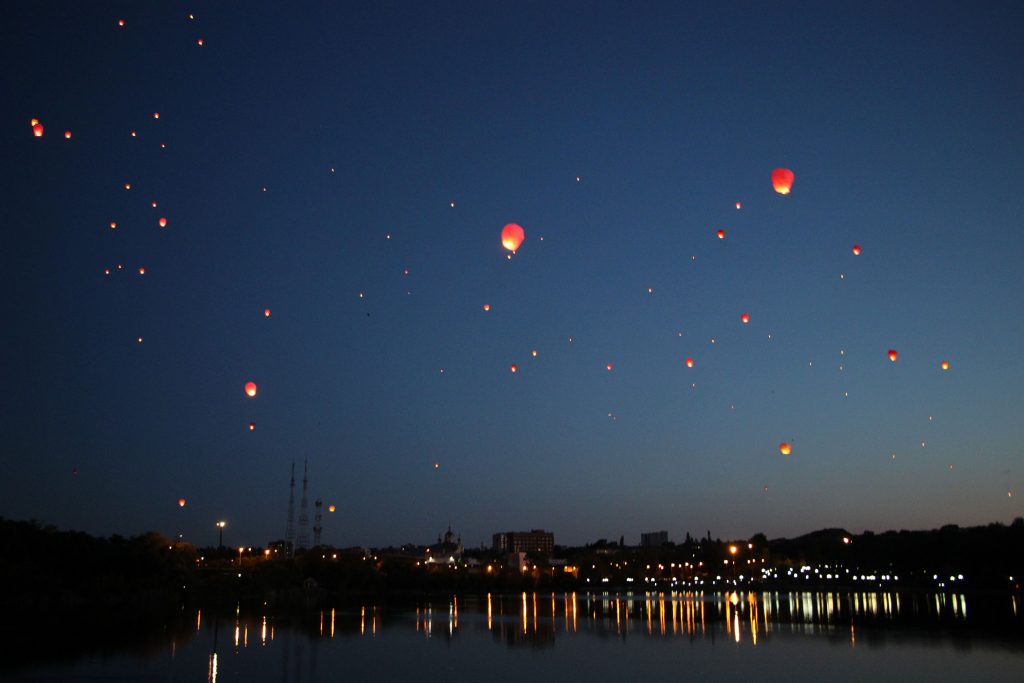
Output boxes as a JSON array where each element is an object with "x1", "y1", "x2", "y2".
[{"x1": 3, "y1": 1, "x2": 1023, "y2": 549}]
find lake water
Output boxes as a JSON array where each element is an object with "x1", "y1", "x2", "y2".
[{"x1": 3, "y1": 591, "x2": 1022, "y2": 682}]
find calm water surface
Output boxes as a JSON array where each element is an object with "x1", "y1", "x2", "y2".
[{"x1": 4, "y1": 591, "x2": 1022, "y2": 682}]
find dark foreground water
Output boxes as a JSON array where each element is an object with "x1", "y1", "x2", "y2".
[{"x1": 3, "y1": 591, "x2": 1022, "y2": 682}]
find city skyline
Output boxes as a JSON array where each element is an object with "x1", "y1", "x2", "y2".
[{"x1": 3, "y1": 2, "x2": 1023, "y2": 548}]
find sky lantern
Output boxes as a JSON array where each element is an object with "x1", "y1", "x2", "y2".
[
  {"x1": 249, "y1": 422, "x2": 255, "y2": 431},
  {"x1": 109, "y1": 222, "x2": 117, "y2": 229},
  {"x1": 64, "y1": 130, "x2": 72, "y2": 139},
  {"x1": 158, "y1": 217, "x2": 168, "y2": 228},
  {"x1": 178, "y1": 498, "x2": 186, "y2": 507},
  {"x1": 483, "y1": 303, "x2": 490, "y2": 312},
  {"x1": 606, "y1": 362, "x2": 613, "y2": 371},
  {"x1": 501, "y1": 223, "x2": 525, "y2": 253},
  {"x1": 888, "y1": 349, "x2": 899, "y2": 362},
  {"x1": 509, "y1": 364, "x2": 518, "y2": 373},
  {"x1": 117, "y1": 19, "x2": 125, "y2": 27},
  {"x1": 852, "y1": 244, "x2": 861, "y2": 256},
  {"x1": 771, "y1": 168, "x2": 795, "y2": 195},
  {"x1": 153, "y1": 112, "x2": 160, "y2": 119},
  {"x1": 735, "y1": 202, "x2": 742, "y2": 210},
  {"x1": 264, "y1": 308, "x2": 271, "y2": 317},
  {"x1": 716, "y1": 229, "x2": 725, "y2": 239},
  {"x1": 328, "y1": 504, "x2": 336, "y2": 513},
  {"x1": 941, "y1": 360, "x2": 950, "y2": 371},
  {"x1": 779, "y1": 442, "x2": 792, "y2": 456},
  {"x1": 31, "y1": 120, "x2": 44, "y2": 137},
  {"x1": 740, "y1": 313, "x2": 750, "y2": 324},
  {"x1": 244, "y1": 381, "x2": 257, "y2": 397},
  {"x1": 137, "y1": 267, "x2": 145, "y2": 275},
  {"x1": 685, "y1": 357, "x2": 694, "y2": 368},
  {"x1": 531, "y1": 349, "x2": 538, "y2": 357}
]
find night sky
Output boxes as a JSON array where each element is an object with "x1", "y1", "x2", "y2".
[{"x1": 3, "y1": 1, "x2": 1023, "y2": 550}]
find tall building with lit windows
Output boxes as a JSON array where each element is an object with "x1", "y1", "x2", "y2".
[{"x1": 492, "y1": 529, "x2": 554, "y2": 555}]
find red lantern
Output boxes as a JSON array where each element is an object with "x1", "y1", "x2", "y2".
[
  {"x1": 685, "y1": 357, "x2": 694, "y2": 368},
  {"x1": 852, "y1": 245, "x2": 861, "y2": 256},
  {"x1": 32, "y1": 121, "x2": 44, "y2": 137},
  {"x1": 509, "y1": 364, "x2": 518, "y2": 374},
  {"x1": 501, "y1": 223, "x2": 525, "y2": 252},
  {"x1": 887, "y1": 349, "x2": 898, "y2": 362},
  {"x1": 245, "y1": 381, "x2": 257, "y2": 397},
  {"x1": 178, "y1": 498, "x2": 186, "y2": 507},
  {"x1": 740, "y1": 313, "x2": 750, "y2": 324},
  {"x1": 606, "y1": 363, "x2": 613, "y2": 371},
  {"x1": 158, "y1": 217, "x2": 168, "y2": 228},
  {"x1": 716, "y1": 229, "x2": 725, "y2": 239},
  {"x1": 771, "y1": 168, "x2": 795, "y2": 195},
  {"x1": 779, "y1": 442, "x2": 792, "y2": 456},
  {"x1": 940, "y1": 360, "x2": 949, "y2": 371}
]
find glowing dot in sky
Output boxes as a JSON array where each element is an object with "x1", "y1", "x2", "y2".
[
  {"x1": 385, "y1": 233, "x2": 391, "y2": 240},
  {"x1": 606, "y1": 363, "x2": 613, "y2": 371},
  {"x1": 941, "y1": 360, "x2": 950, "y2": 371},
  {"x1": 852, "y1": 244, "x2": 861, "y2": 256},
  {"x1": 647, "y1": 287, "x2": 653, "y2": 294},
  {"x1": 779, "y1": 442, "x2": 792, "y2": 456},
  {"x1": 109, "y1": 222, "x2": 117, "y2": 229},
  {"x1": 771, "y1": 168, "x2": 795, "y2": 195},
  {"x1": 685, "y1": 357, "x2": 694, "y2": 368},
  {"x1": 888, "y1": 349, "x2": 899, "y2": 362},
  {"x1": 482, "y1": 303, "x2": 490, "y2": 312},
  {"x1": 158, "y1": 217, "x2": 168, "y2": 228},
  {"x1": 531, "y1": 350, "x2": 538, "y2": 357},
  {"x1": 136, "y1": 337, "x2": 143, "y2": 343},
  {"x1": 735, "y1": 202, "x2": 742, "y2": 210},
  {"x1": 358, "y1": 292, "x2": 364, "y2": 299},
  {"x1": 197, "y1": 38, "x2": 204, "y2": 46},
  {"x1": 244, "y1": 381, "x2": 257, "y2": 397},
  {"x1": 178, "y1": 498, "x2": 186, "y2": 507},
  {"x1": 249, "y1": 422, "x2": 255, "y2": 431},
  {"x1": 64, "y1": 130, "x2": 71, "y2": 139},
  {"x1": 264, "y1": 308, "x2": 271, "y2": 317},
  {"x1": 509, "y1": 364, "x2": 517, "y2": 373},
  {"x1": 137, "y1": 267, "x2": 145, "y2": 275},
  {"x1": 151, "y1": 201, "x2": 158, "y2": 208},
  {"x1": 153, "y1": 112, "x2": 160, "y2": 119},
  {"x1": 434, "y1": 463, "x2": 440, "y2": 469},
  {"x1": 716, "y1": 229, "x2": 725, "y2": 239},
  {"x1": 449, "y1": 201, "x2": 455, "y2": 208},
  {"x1": 118, "y1": 19, "x2": 125, "y2": 27},
  {"x1": 32, "y1": 121, "x2": 44, "y2": 137},
  {"x1": 740, "y1": 313, "x2": 750, "y2": 324},
  {"x1": 328, "y1": 504, "x2": 336, "y2": 512},
  {"x1": 130, "y1": 131, "x2": 137, "y2": 137},
  {"x1": 124, "y1": 183, "x2": 131, "y2": 190},
  {"x1": 103, "y1": 268, "x2": 110, "y2": 275}
]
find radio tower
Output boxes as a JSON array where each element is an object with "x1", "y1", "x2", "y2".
[
  {"x1": 313, "y1": 499, "x2": 323, "y2": 547},
  {"x1": 284, "y1": 461, "x2": 296, "y2": 556},
  {"x1": 296, "y1": 459, "x2": 310, "y2": 550}
]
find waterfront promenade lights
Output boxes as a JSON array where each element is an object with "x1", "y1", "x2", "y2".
[{"x1": 216, "y1": 521, "x2": 227, "y2": 548}]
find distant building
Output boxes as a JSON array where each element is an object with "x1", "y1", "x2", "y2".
[
  {"x1": 640, "y1": 531, "x2": 669, "y2": 547},
  {"x1": 425, "y1": 524, "x2": 463, "y2": 564},
  {"x1": 492, "y1": 529, "x2": 554, "y2": 555}
]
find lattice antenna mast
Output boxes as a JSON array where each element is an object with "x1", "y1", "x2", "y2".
[
  {"x1": 285, "y1": 461, "x2": 296, "y2": 556},
  {"x1": 296, "y1": 458, "x2": 310, "y2": 550},
  {"x1": 313, "y1": 499, "x2": 323, "y2": 547}
]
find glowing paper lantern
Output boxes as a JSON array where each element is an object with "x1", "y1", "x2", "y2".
[
  {"x1": 685, "y1": 357, "x2": 694, "y2": 368},
  {"x1": 483, "y1": 304, "x2": 490, "y2": 312},
  {"x1": 264, "y1": 308, "x2": 271, "y2": 317},
  {"x1": 153, "y1": 112, "x2": 160, "y2": 119},
  {"x1": 328, "y1": 504, "x2": 336, "y2": 512},
  {"x1": 509, "y1": 364, "x2": 518, "y2": 374},
  {"x1": 137, "y1": 267, "x2": 145, "y2": 275},
  {"x1": 501, "y1": 223, "x2": 525, "y2": 252},
  {"x1": 779, "y1": 442, "x2": 792, "y2": 456},
  {"x1": 735, "y1": 202, "x2": 742, "y2": 210},
  {"x1": 716, "y1": 229, "x2": 725, "y2": 239},
  {"x1": 940, "y1": 360, "x2": 950, "y2": 371},
  {"x1": 32, "y1": 121, "x2": 44, "y2": 137},
  {"x1": 606, "y1": 363, "x2": 613, "y2": 371},
  {"x1": 244, "y1": 381, "x2": 257, "y2": 397},
  {"x1": 158, "y1": 217, "x2": 167, "y2": 228},
  {"x1": 771, "y1": 168, "x2": 794, "y2": 195},
  {"x1": 249, "y1": 422, "x2": 255, "y2": 431},
  {"x1": 178, "y1": 498, "x2": 186, "y2": 507},
  {"x1": 117, "y1": 19, "x2": 125, "y2": 27},
  {"x1": 740, "y1": 313, "x2": 750, "y2": 324},
  {"x1": 64, "y1": 130, "x2": 72, "y2": 139},
  {"x1": 888, "y1": 349, "x2": 898, "y2": 362},
  {"x1": 852, "y1": 245, "x2": 861, "y2": 256}
]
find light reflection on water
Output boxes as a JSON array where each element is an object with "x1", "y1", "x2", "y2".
[{"x1": 4, "y1": 592, "x2": 1022, "y2": 682}]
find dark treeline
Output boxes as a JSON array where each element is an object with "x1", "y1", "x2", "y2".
[{"x1": 1, "y1": 517, "x2": 1022, "y2": 613}]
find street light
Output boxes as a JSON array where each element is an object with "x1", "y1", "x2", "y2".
[{"x1": 216, "y1": 521, "x2": 227, "y2": 548}]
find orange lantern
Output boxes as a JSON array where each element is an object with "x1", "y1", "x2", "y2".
[
  {"x1": 178, "y1": 498, "x2": 186, "y2": 507},
  {"x1": 244, "y1": 381, "x2": 257, "y2": 397},
  {"x1": 606, "y1": 363, "x2": 613, "y2": 371},
  {"x1": 137, "y1": 267, "x2": 145, "y2": 275},
  {"x1": 887, "y1": 349, "x2": 898, "y2": 362},
  {"x1": 64, "y1": 130, "x2": 72, "y2": 139},
  {"x1": 328, "y1": 504, "x2": 336, "y2": 513},
  {"x1": 483, "y1": 304, "x2": 490, "y2": 312},
  {"x1": 158, "y1": 217, "x2": 167, "y2": 228},
  {"x1": 685, "y1": 357, "x2": 694, "y2": 368},
  {"x1": 509, "y1": 364, "x2": 518, "y2": 374},
  {"x1": 852, "y1": 244, "x2": 861, "y2": 256},
  {"x1": 716, "y1": 229, "x2": 725, "y2": 239},
  {"x1": 940, "y1": 360, "x2": 949, "y2": 371},
  {"x1": 249, "y1": 422, "x2": 255, "y2": 431},
  {"x1": 779, "y1": 442, "x2": 792, "y2": 456},
  {"x1": 501, "y1": 223, "x2": 525, "y2": 252},
  {"x1": 735, "y1": 202, "x2": 742, "y2": 210},
  {"x1": 740, "y1": 313, "x2": 750, "y2": 324},
  {"x1": 771, "y1": 168, "x2": 794, "y2": 194},
  {"x1": 31, "y1": 121, "x2": 44, "y2": 137}
]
